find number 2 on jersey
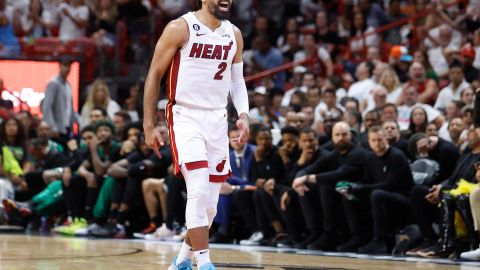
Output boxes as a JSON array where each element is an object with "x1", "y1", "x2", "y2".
[{"x1": 214, "y1": 62, "x2": 227, "y2": 80}]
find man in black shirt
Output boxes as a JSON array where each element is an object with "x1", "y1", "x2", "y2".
[
  {"x1": 409, "y1": 128, "x2": 480, "y2": 256},
  {"x1": 237, "y1": 126, "x2": 285, "y2": 246},
  {"x1": 284, "y1": 128, "x2": 329, "y2": 248},
  {"x1": 341, "y1": 126, "x2": 414, "y2": 254},
  {"x1": 382, "y1": 120, "x2": 409, "y2": 158},
  {"x1": 292, "y1": 122, "x2": 370, "y2": 251}
]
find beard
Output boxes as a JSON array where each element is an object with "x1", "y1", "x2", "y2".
[
  {"x1": 334, "y1": 141, "x2": 351, "y2": 152},
  {"x1": 208, "y1": 1, "x2": 230, "y2": 20}
]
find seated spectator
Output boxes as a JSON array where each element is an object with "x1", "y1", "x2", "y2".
[
  {"x1": 57, "y1": 121, "x2": 121, "y2": 235},
  {"x1": 361, "y1": 86, "x2": 388, "y2": 114},
  {"x1": 460, "y1": 177, "x2": 480, "y2": 260},
  {"x1": 19, "y1": 0, "x2": 49, "y2": 39},
  {"x1": 294, "y1": 33, "x2": 333, "y2": 78},
  {"x1": 80, "y1": 79, "x2": 121, "y2": 129},
  {"x1": 112, "y1": 111, "x2": 131, "y2": 142},
  {"x1": 292, "y1": 122, "x2": 370, "y2": 251},
  {"x1": 347, "y1": 62, "x2": 376, "y2": 106},
  {"x1": 0, "y1": 117, "x2": 32, "y2": 196},
  {"x1": 397, "y1": 86, "x2": 442, "y2": 131},
  {"x1": 447, "y1": 117, "x2": 466, "y2": 149},
  {"x1": 89, "y1": 1, "x2": 116, "y2": 33},
  {"x1": 461, "y1": 87, "x2": 475, "y2": 107},
  {"x1": 434, "y1": 62, "x2": 470, "y2": 111},
  {"x1": 402, "y1": 62, "x2": 439, "y2": 106},
  {"x1": 236, "y1": 126, "x2": 285, "y2": 246},
  {"x1": 378, "y1": 68, "x2": 402, "y2": 104},
  {"x1": 349, "y1": 12, "x2": 379, "y2": 60},
  {"x1": 380, "y1": 103, "x2": 398, "y2": 124},
  {"x1": 438, "y1": 100, "x2": 465, "y2": 142},
  {"x1": 36, "y1": 121, "x2": 64, "y2": 153},
  {"x1": 57, "y1": 0, "x2": 89, "y2": 41},
  {"x1": 339, "y1": 126, "x2": 414, "y2": 254},
  {"x1": 408, "y1": 107, "x2": 429, "y2": 136},
  {"x1": 286, "y1": 127, "x2": 329, "y2": 249},
  {"x1": 251, "y1": 34, "x2": 285, "y2": 90},
  {"x1": 425, "y1": 24, "x2": 462, "y2": 78},
  {"x1": 0, "y1": 0, "x2": 20, "y2": 56},
  {"x1": 210, "y1": 126, "x2": 255, "y2": 243},
  {"x1": 16, "y1": 110, "x2": 37, "y2": 139},
  {"x1": 383, "y1": 120, "x2": 409, "y2": 158}
]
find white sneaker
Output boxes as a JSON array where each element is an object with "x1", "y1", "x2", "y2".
[
  {"x1": 460, "y1": 246, "x2": 480, "y2": 261},
  {"x1": 239, "y1": 231, "x2": 264, "y2": 246},
  {"x1": 145, "y1": 224, "x2": 175, "y2": 240}
]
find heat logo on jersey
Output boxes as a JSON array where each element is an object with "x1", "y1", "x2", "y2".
[{"x1": 189, "y1": 41, "x2": 234, "y2": 60}]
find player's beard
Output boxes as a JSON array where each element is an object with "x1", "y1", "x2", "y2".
[{"x1": 208, "y1": 1, "x2": 231, "y2": 20}]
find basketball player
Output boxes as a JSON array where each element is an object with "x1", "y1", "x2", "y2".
[{"x1": 143, "y1": 1, "x2": 249, "y2": 269}]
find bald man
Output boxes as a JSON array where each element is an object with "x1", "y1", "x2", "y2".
[{"x1": 292, "y1": 122, "x2": 370, "y2": 251}]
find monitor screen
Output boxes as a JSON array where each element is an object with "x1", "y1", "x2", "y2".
[{"x1": 0, "y1": 60, "x2": 80, "y2": 117}]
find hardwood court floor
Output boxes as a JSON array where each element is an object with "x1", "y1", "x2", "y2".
[{"x1": 1, "y1": 234, "x2": 480, "y2": 270}]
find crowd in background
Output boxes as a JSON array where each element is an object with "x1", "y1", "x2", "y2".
[{"x1": 1, "y1": 0, "x2": 480, "y2": 262}]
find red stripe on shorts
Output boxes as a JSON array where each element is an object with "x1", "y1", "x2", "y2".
[{"x1": 185, "y1": 161, "x2": 209, "y2": 170}]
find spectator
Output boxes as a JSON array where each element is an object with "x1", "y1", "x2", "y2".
[
  {"x1": 0, "y1": 117, "x2": 31, "y2": 193},
  {"x1": 42, "y1": 60, "x2": 77, "y2": 146},
  {"x1": 112, "y1": 110, "x2": 131, "y2": 141},
  {"x1": 89, "y1": 0, "x2": 118, "y2": 76},
  {"x1": 425, "y1": 122, "x2": 439, "y2": 137},
  {"x1": 292, "y1": 122, "x2": 369, "y2": 251},
  {"x1": 293, "y1": 34, "x2": 333, "y2": 78},
  {"x1": 461, "y1": 87, "x2": 475, "y2": 107},
  {"x1": 57, "y1": 0, "x2": 89, "y2": 41},
  {"x1": 20, "y1": 0, "x2": 49, "y2": 39},
  {"x1": 341, "y1": 126, "x2": 413, "y2": 254},
  {"x1": 408, "y1": 107, "x2": 429, "y2": 136},
  {"x1": 378, "y1": 68, "x2": 402, "y2": 104},
  {"x1": 434, "y1": 63, "x2": 470, "y2": 111},
  {"x1": 0, "y1": 0, "x2": 20, "y2": 56},
  {"x1": 282, "y1": 71, "x2": 314, "y2": 107},
  {"x1": 380, "y1": 103, "x2": 398, "y2": 124},
  {"x1": 403, "y1": 62, "x2": 439, "y2": 105},
  {"x1": 314, "y1": 11, "x2": 341, "y2": 56},
  {"x1": 425, "y1": 24, "x2": 462, "y2": 77},
  {"x1": 397, "y1": 86, "x2": 442, "y2": 131},
  {"x1": 362, "y1": 86, "x2": 388, "y2": 114},
  {"x1": 252, "y1": 34, "x2": 286, "y2": 90},
  {"x1": 237, "y1": 127, "x2": 285, "y2": 246},
  {"x1": 211, "y1": 126, "x2": 255, "y2": 243},
  {"x1": 80, "y1": 79, "x2": 121, "y2": 129},
  {"x1": 447, "y1": 117, "x2": 466, "y2": 148},
  {"x1": 16, "y1": 110, "x2": 37, "y2": 139},
  {"x1": 36, "y1": 121, "x2": 64, "y2": 153},
  {"x1": 357, "y1": 0, "x2": 389, "y2": 28},
  {"x1": 439, "y1": 100, "x2": 465, "y2": 142},
  {"x1": 347, "y1": 61, "x2": 376, "y2": 105},
  {"x1": 349, "y1": 12, "x2": 379, "y2": 60},
  {"x1": 383, "y1": 120, "x2": 409, "y2": 158}
]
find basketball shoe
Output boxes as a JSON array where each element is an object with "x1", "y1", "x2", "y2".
[{"x1": 167, "y1": 255, "x2": 192, "y2": 270}]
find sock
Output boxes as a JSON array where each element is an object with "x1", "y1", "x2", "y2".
[
  {"x1": 194, "y1": 249, "x2": 211, "y2": 268},
  {"x1": 152, "y1": 216, "x2": 163, "y2": 227},
  {"x1": 116, "y1": 211, "x2": 127, "y2": 225},
  {"x1": 86, "y1": 188, "x2": 98, "y2": 210},
  {"x1": 175, "y1": 241, "x2": 193, "y2": 264}
]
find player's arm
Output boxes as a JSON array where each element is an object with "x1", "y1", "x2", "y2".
[
  {"x1": 231, "y1": 25, "x2": 250, "y2": 144},
  {"x1": 143, "y1": 19, "x2": 187, "y2": 150},
  {"x1": 231, "y1": 26, "x2": 249, "y2": 119}
]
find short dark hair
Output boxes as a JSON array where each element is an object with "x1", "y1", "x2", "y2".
[
  {"x1": 368, "y1": 125, "x2": 384, "y2": 135},
  {"x1": 381, "y1": 103, "x2": 398, "y2": 114},
  {"x1": 94, "y1": 120, "x2": 116, "y2": 135},
  {"x1": 299, "y1": 127, "x2": 315, "y2": 136},
  {"x1": 281, "y1": 126, "x2": 300, "y2": 136},
  {"x1": 122, "y1": 121, "x2": 142, "y2": 141},
  {"x1": 80, "y1": 125, "x2": 95, "y2": 135},
  {"x1": 29, "y1": 138, "x2": 48, "y2": 148},
  {"x1": 91, "y1": 107, "x2": 108, "y2": 117},
  {"x1": 347, "y1": 110, "x2": 362, "y2": 125},
  {"x1": 114, "y1": 110, "x2": 132, "y2": 122}
]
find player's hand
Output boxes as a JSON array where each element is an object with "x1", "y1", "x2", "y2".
[
  {"x1": 280, "y1": 191, "x2": 290, "y2": 211},
  {"x1": 144, "y1": 126, "x2": 164, "y2": 158},
  {"x1": 234, "y1": 114, "x2": 249, "y2": 144}
]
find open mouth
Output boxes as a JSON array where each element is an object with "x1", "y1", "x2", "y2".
[{"x1": 218, "y1": 1, "x2": 229, "y2": 12}]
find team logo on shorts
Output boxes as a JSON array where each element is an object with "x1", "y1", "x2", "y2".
[
  {"x1": 193, "y1": 24, "x2": 200, "y2": 31},
  {"x1": 216, "y1": 159, "x2": 226, "y2": 172}
]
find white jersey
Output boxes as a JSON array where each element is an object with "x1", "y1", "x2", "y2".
[{"x1": 166, "y1": 12, "x2": 237, "y2": 111}]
